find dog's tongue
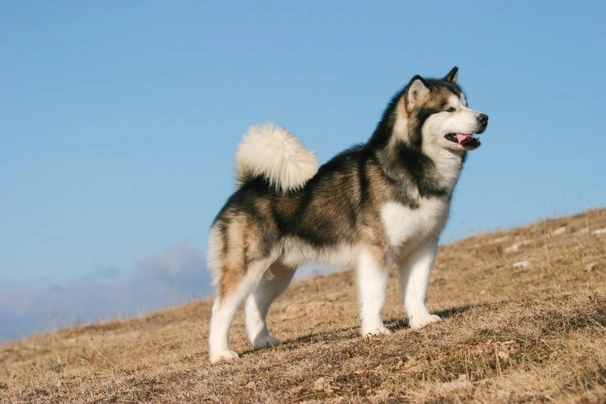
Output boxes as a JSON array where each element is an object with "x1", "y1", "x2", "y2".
[{"x1": 456, "y1": 133, "x2": 473, "y2": 145}]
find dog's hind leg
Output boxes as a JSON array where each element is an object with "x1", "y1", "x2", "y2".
[
  {"x1": 208, "y1": 258, "x2": 272, "y2": 363},
  {"x1": 397, "y1": 238, "x2": 441, "y2": 329},
  {"x1": 245, "y1": 261, "x2": 295, "y2": 349},
  {"x1": 356, "y1": 246, "x2": 392, "y2": 336},
  {"x1": 208, "y1": 291, "x2": 244, "y2": 363}
]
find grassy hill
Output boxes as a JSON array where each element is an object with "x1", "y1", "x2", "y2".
[{"x1": 1, "y1": 208, "x2": 606, "y2": 403}]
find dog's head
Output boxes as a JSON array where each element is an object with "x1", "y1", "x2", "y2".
[{"x1": 400, "y1": 67, "x2": 488, "y2": 152}]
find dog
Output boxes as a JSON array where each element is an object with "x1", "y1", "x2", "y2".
[{"x1": 207, "y1": 67, "x2": 488, "y2": 363}]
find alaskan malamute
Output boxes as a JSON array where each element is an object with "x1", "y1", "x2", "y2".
[{"x1": 207, "y1": 67, "x2": 489, "y2": 362}]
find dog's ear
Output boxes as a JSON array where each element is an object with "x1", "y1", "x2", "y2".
[
  {"x1": 406, "y1": 75, "x2": 429, "y2": 104},
  {"x1": 444, "y1": 66, "x2": 458, "y2": 83}
]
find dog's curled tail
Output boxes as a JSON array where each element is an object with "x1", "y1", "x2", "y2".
[{"x1": 235, "y1": 123, "x2": 318, "y2": 193}]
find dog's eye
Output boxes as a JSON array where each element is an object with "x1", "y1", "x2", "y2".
[{"x1": 445, "y1": 107, "x2": 456, "y2": 113}]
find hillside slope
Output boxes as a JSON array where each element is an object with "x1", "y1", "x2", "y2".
[{"x1": 1, "y1": 208, "x2": 606, "y2": 403}]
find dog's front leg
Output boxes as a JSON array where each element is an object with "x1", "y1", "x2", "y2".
[
  {"x1": 356, "y1": 246, "x2": 392, "y2": 336},
  {"x1": 397, "y1": 239, "x2": 441, "y2": 329}
]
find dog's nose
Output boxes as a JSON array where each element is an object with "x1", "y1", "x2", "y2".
[{"x1": 477, "y1": 114, "x2": 489, "y2": 125}]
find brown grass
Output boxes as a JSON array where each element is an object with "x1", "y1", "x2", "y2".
[{"x1": 2, "y1": 208, "x2": 606, "y2": 403}]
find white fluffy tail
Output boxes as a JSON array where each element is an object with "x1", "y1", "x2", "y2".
[{"x1": 235, "y1": 123, "x2": 318, "y2": 193}]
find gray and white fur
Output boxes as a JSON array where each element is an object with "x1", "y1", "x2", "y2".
[{"x1": 207, "y1": 67, "x2": 489, "y2": 363}]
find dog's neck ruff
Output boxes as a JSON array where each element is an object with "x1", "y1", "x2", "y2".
[{"x1": 374, "y1": 136, "x2": 464, "y2": 201}]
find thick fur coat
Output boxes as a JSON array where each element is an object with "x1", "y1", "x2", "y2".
[{"x1": 207, "y1": 67, "x2": 489, "y2": 363}]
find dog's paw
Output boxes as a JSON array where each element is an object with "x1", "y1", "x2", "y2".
[
  {"x1": 209, "y1": 350, "x2": 239, "y2": 364},
  {"x1": 253, "y1": 334, "x2": 280, "y2": 349},
  {"x1": 361, "y1": 325, "x2": 392, "y2": 336},
  {"x1": 409, "y1": 314, "x2": 442, "y2": 330}
]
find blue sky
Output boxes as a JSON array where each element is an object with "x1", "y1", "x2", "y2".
[{"x1": 1, "y1": 1, "x2": 605, "y2": 340}]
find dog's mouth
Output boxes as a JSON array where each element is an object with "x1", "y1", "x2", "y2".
[{"x1": 445, "y1": 133, "x2": 481, "y2": 151}]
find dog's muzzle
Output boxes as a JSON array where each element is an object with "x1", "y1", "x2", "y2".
[{"x1": 476, "y1": 113, "x2": 489, "y2": 133}]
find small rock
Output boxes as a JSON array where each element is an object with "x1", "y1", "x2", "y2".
[
  {"x1": 592, "y1": 228, "x2": 606, "y2": 236},
  {"x1": 550, "y1": 226, "x2": 566, "y2": 236},
  {"x1": 574, "y1": 227, "x2": 589, "y2": 236},
  {"x1": 585, "y1": 262, "x2": 599, "y2": 272},
  {"x1": 513, "y1": 260, "x2": 531, "y2": 269},
  {"x1": 505, "y1": 240, "x2": 531, "y2": 254}
]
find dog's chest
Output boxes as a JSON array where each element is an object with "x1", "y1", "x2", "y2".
[{"x1": 380, "y1": 198, "x2": 450, "y2": 248}]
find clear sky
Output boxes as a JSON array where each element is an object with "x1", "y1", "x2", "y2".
[{"x1": 1, "y1": 1, "x2": 605, "y2": 340}]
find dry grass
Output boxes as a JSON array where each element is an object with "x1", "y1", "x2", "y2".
[{"x1": 2, "y1": 208, "x2": 606, "y2": 403}]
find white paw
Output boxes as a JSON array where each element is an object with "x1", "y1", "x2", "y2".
[
  {"x1": 210, "y1": 350, "x2": 239, "y2": 364},
  {"x1": 361, "y1": 325, "x2": 392, "y2": 336},
  {"x1": 253, "y1": 334, "x2": 280, "y2": 349},
  {"x1": 409, "y1": 314, "x2": 441, "y2": 330}
]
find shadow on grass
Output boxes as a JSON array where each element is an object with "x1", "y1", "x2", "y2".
[
  {"x1": 240, "y1": 303, "x2": 478, "y2": 358},
  {"x1": 239, "y1": 325, "x2": 360, "y2": 358},
  {"x1": 386, "y1": 303, "x2": 476, "y2": 331}
]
